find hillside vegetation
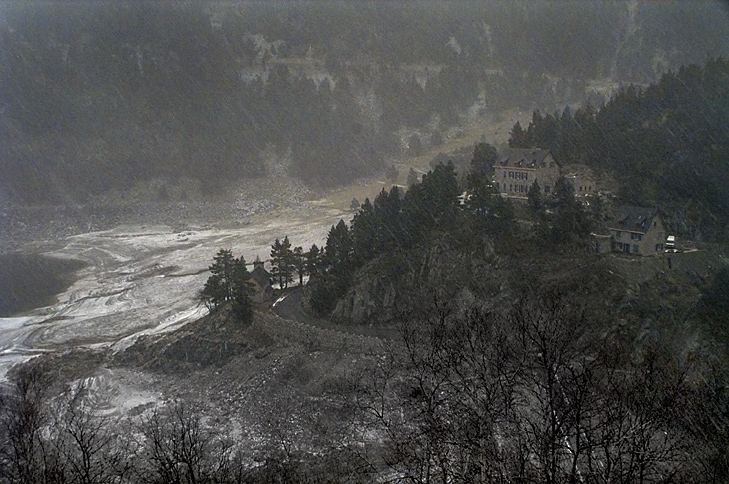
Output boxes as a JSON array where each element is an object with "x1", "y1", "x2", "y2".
[
  {"x1": 2, "y1": 2, "x2": 728, "y2": 203},
  {"x1": 510, "y1": 58, "x2": 729, "y2": 240}
]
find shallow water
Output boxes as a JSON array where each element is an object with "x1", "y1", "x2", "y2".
[{"x1": 0, "y1": 253, "x2": 86, "y2": 317}]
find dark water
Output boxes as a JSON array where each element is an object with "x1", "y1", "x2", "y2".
[{"x1": 0, "y1": 253, "x2": 86, "y2": 317}]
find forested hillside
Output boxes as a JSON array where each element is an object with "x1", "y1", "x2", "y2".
[
  {"x1": 1, "y1": 1, "x2": 728, "y2": 203},
  {"x1": 510, "y1": 58, "x2": 729, "y2": 240}
]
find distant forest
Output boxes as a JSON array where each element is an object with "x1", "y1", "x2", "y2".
[
  {"x1": 510, "y1": 58, "x2": 729, "y2": 240},
  {"x1": 1, "y1": 1, "x2": 728, "y2": 203}
]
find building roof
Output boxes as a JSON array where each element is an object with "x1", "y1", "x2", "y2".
[
  {"x1": 250, "y1": 265, "x2": 272, "y2": 288},
  {"x1": 562, "y1": 163, "x2": 595, "y2": 180},
  {"x1": 496, "y1": 148, "x2": 555, "y2": 169},
  {"x1": 608, "y1": 205, "x2": 660, "y2": 233}
]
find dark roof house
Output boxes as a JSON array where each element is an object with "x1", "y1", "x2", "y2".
[
  {"x1": 496, "y1": 148, "x2": 557, "y2": 168},
  {"x1": 608, "y1": 205, "x2": 660, "y2": 233},
  {"x1": 595, "y1": 205, "x2": 667, "y2": 256}
]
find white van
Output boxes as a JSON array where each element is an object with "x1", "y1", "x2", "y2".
[{"x1": 665, "y1": 235, "x2": 677, "y2": 253}]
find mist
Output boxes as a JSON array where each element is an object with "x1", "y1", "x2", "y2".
[{"x1": 1, "y1": 2, "x2": 729, "y2": 482}]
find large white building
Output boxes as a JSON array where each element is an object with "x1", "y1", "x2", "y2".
[{"x1": 493, "y1": 148, "x2": 561, "y2": 198}]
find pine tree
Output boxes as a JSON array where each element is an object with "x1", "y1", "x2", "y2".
[
  {"x1": 198, "y1": 273, "x2": 224, "y2": 311},
  {"x1": 551, "y1": 177, "x2": 592, "y2": 243},
  {"x1": 403, "y1": 161, "x2": 460, "y2": 238},
  {"x1": 464, "y1": 175, "x2": 514, "y2": 236},
  {"x1": 351, "y1": 198, "x2": 377, "y2": 265},
  {"x1": 199, "y1": 249, "x2": 253, "y2": 317},
  {"x1": 231, "y1": 256, "x2": 254, "y2": 323},
  {"x1": 200, "y1": 249, "x2": 237, "y2": 309},
  {"x1": 470, "y1": 142, "x2": 498, "y2": 177},
  {"x1": 509, "y1": 121, "x2": 526, "y2": 147},
  {"x1": 270, "y1": 238, "x2": 283, "y2": 288},
  {"x1": 324, "y1": 220, "x2": 353, "y2": 283},
  {"x1": 270, "y1": 237, "x2": 295, "y2": 289},
  {"x1": 527, "y1": 180, "x2": 544, "y2": 215},
  {"x1": 304, "y1": 244, "x2": 321, "y2": 279},
  {"x1": 292, "y1": 246, "x2": 306, "y2": 286}
]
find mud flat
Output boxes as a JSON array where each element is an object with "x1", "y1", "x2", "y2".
[{"x1": 0, "y1": 207, "x2": 348, "y2": 381}]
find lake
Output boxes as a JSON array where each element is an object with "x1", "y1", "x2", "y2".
[{"x1": 0, "y1": 253, "x2": 86, "y2": 316}]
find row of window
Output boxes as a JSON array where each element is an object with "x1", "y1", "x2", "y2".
[
  {"x1": 496, "y1": 182, "x2": 528, "y2": 194},
  {"x1": 613, "y1": 230, "x2": 643, "y2": 241},
  {"x1": 495, "y1": 182, "x2": 552, "y2": 195},
  {"x1": 502, "y1": 171, "x2": 529, "y2": 180},
  {"x1": 614, "y1": 242, "x2": 664, "y2": 253}
]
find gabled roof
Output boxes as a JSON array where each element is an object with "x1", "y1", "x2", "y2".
[
  {"x1": 608, "y1": 205, "x2": 660, "y2": 233},
  {"x1": 250, "y1": 265, "x2": 272, "y2": 288},
  {"x1": 497, "y1": 148, "x2": 555, "y2": 169},
  {"x1": 562, "y1": 163, "x2": 595, "y2": 179}
]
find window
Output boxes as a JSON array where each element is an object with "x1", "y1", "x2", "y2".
[
  {"x1": 655, "y1": 244, "x2": 663, "y2": 252},
  {"x1": 503, "y1": 172, "x2": 506, "y2": 179},
  {"x1": 630, "y1": 233, "x2": 643, "y2": 241},
  {"x1": 632, "y1": 244, "x2": 639, "y2": 253}
]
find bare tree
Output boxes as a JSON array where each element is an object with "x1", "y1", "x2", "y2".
[
  {"x1": 138, "y1": 402, "x2": 240, "y2": 483},
  {"x1": 50, "y1": 381, "x2": 136, "y2": 484},
  {"x1": 0, "y1": 366, "x2": 63, "y2": 483},
  {"x1": 358, "y1": 292, "x2": 711, "y2": 483}
]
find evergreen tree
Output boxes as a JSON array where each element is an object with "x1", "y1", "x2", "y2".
[
  {"x1": 270, "y1": 237, "x2": 294, "y2": 289},
  {"x1": 527, "y1": 180, "x2": 544, "y2": 215},
  {"x1": 470, "y1": 142, "x2": 498, "y2": 176},
  {"x1": 465, "y1": 176, "x2": 514, "y2": 236},
  {"x1": 292, "y1": 246, "x2": 306, "y2": 286},
  {"x1": 403, "y1": 161, "x2": 460, "y2": 239},
  {"x1": 551, "y1": 177, "x2": 592, "y2": 243},
  {"x1": 509, "y1": 121, "x2": 526, "y2": 147},
  {"x1": 351, "y1": 198, "x2": 377, "y2": 265},
  {"x1": 304, "y1": 244, "x2": 321, "y2": 279},
  {"x1": 324, "y1": 220, "x2": 353, "y2": 281},
  {"x1": 199, "y1": 249, "x2": 253, "y2": 322},
  {"x1": 308, "y1": 221, "x2": 354, "y2": 316},
  {"x1": 200, "y1": 249, "x2": 237, "y2": 309},
  {"x1": 350, "y1": 197, "x2": 360, "y2": 211},
  {"x1": 231, "y1": 256, "x2": 254, "y2": 323},
  {"x1": 199, "y1": 273, "x2": 224, "y2": 311}
]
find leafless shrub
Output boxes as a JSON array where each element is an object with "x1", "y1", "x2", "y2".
[
  {"x1": 0, "y1": 366, "x2": 63, "y2": 483},
  {"x1": 137, "y1": 402, "x2": 242, "y2": 483},
  {"x1": 50, "y1": 381, "x2": 136, "y2": 484},
  {"x1": 358, "y1": 292, "x2": 713, "y2": 483}
]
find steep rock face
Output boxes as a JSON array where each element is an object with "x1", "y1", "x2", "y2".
[
  {"x1": 331, "y1": 237, "x2": 497, "y2": 325},
  {"x1": 331, "y1": 271, "x2": 398, "y2": 325}
]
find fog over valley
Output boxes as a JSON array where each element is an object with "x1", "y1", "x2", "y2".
[{"x1": 1, "y1": 2, "x2": 729, "y2": 482}]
